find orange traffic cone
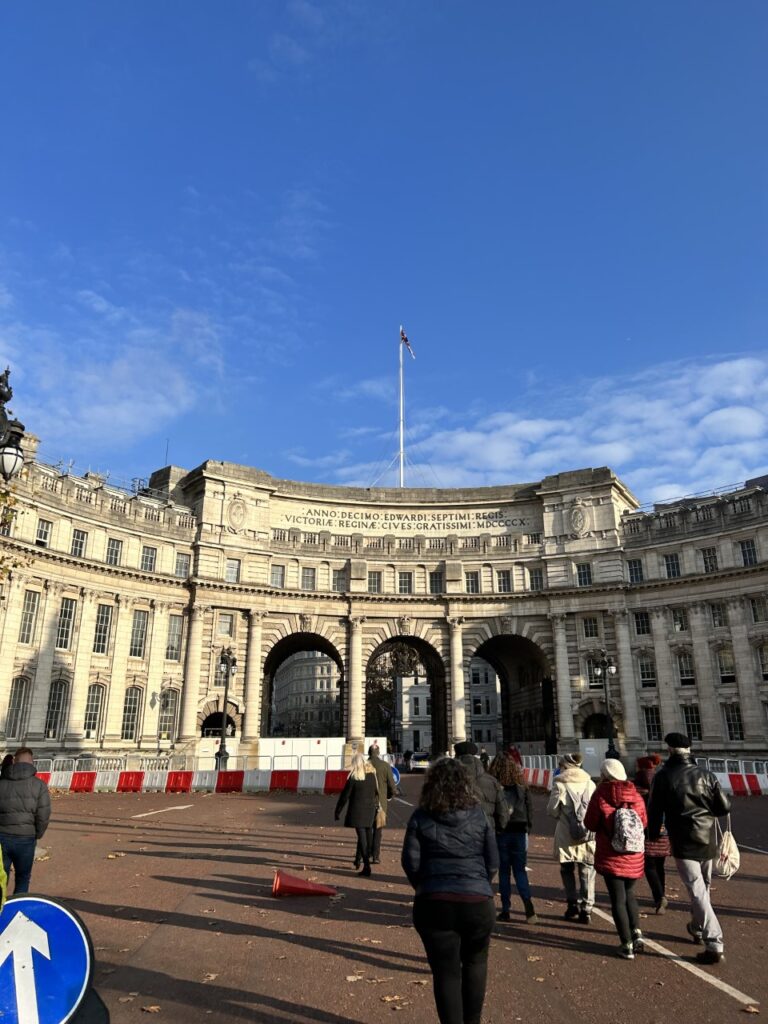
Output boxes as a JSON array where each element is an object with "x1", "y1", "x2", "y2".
[{"x1": 272, "y1": 869, "x2": 337, "y2": 898}]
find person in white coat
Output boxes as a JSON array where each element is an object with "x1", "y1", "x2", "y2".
[{"x1": 546, "y1": 752, "x2": 597, "y2": 924}]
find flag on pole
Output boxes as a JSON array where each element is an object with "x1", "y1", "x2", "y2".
[{"x1": 400, "y1": 325, "x2": 416, "y2": 359}]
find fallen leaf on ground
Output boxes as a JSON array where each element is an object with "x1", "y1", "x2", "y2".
[
  {"x1": 107, "y1": 853, "x2": 125, "y2": 859},
  {"x1": 141, "y1": 1007, "x2": 161, "y2": 1014},
  {"x1": 381, "y1": 995, "x2": 404, "y2": 1003},
  {"x1": 527, "y1": 956, "x2": 542, "y2": 962},
  {"x1": 118, "y1": 997, "x2": 134, "y2": 1003},
  {"x1": 202, "y1": 973, "x2": 219, "y2": 982},
  {"x1": 535, "y1": 977, "x2": 545, "y2": 983},
  {"x1": 742, "y1": 1008, "x2": 759, "y2": 1015},
  {"x1": 346, "y1": 975, "x2": 363, "y2": 983}
]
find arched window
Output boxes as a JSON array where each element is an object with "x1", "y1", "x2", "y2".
[
  {"x1": 44, "y1": 677, "x2": 69, "y2": 739},
  {"x1": 121, "y1": 686, "x2": 142, "y2": 741},
  {"x1": 157, "y1": 689, "x2": 179, "y2": 741},
  {"x1": 83, "y1": 684, "x2": 106, "y2": 738},
  {"x1": 5, "y1": 676, "x2": 30, "y2": 739}
]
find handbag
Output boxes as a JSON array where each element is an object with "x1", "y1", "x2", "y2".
[
  {"x1": 714, "y1": 815, "x2": 740, "y2": 880},
  {"x1": 373, "y1": 771, "x2": 386, "y2": 829}
]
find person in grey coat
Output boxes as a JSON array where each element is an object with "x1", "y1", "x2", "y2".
[
  {"x1": 0, "y1": 747, "x2": 51, "y2": 893},
  {"x1": 454, "y1": 741, "x2": 509, "y2": 832}
]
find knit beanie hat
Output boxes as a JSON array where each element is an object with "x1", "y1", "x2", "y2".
[{"x1": 601, "y1": 758, "x2": 627, "y2": 782}]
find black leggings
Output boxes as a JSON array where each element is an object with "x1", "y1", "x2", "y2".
[
  {"x1": 644, "y1": 855, "x2": 666, "y2": 904},
  {"x1": 354, "y1": 827, "x2": 373, "y2": 867},
  {"x1": 603, "y1": 874, "x2": 640, "y2": 946},
  {"x1": 413, "y1": 896, "x2": 495, "y2": 1024}
]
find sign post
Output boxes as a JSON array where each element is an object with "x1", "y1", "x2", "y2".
[{"x1": 0, "y1": 895, "x2": 93, "y2": 1024}]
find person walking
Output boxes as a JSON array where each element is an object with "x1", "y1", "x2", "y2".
[
  {"x1": 363, "y1": 743, "x2": 397, "y2": 864},
  {"x1": 546, "y1": 752, "x2": 596, "y2": 923},
  {"x1": 401, "y1": 757, "x2": 498, "y2": 1024},
  {"x1": 584, "y1": 759, "x2": 647, "y2": 959},
  {"x1": 334, "y1": 751, "x2": 379, "y2": 877},
  {"x1": 0, "y1": 747, "x2": 51, "y2": 894},
  {"x1": 454, "y1": 741, "x2": 509, "y2": 831},
  {"x1": 647, "y1": 732, "x2": 731, "y2": 965},
  {"x1": 488, "y1": 752, "x2": 537, "y2": 923},
  {"x1": 635, "y1": 753, "x2": 670, "y2": 913}
]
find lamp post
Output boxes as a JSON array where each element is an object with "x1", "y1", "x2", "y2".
[
  {"x1": 593, "y1": 648, "x2": 620, "y2": 760},
  {"x1": 0, "y1": 368, "x2": 26, "y2": 482},
  {"x1": 216, "y1": 647, "x2": 237, "y2": 770}
]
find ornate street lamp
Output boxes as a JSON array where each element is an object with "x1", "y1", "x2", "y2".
[
  {"x1": 593, "y1": 648, "x2": 620, "y2": 760},
  {"x1": 216, "y1": 647, "x2": 237, "y2": 770},
  {"x1": 0, "y1": 368, "x2": 25, "y2": 482}
]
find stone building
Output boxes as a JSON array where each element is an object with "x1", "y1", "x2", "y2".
[{"x1": 1, "y1": 435, "x2": 767, "y2": 764}]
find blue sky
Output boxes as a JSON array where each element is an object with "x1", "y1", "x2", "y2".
[{"x1": 1, "y1": 1, "x2": 767, "y2": 503}]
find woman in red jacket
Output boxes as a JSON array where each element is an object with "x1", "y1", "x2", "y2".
[{"x1": 584, "y1": 759, "x2": 648, "y2": 959}]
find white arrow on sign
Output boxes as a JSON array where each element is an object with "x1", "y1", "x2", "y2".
[{"x1": 0, "y1": 911, "x2": 52, "y2": 1024}]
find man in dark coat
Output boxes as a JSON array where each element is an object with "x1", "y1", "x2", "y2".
[
  {"x1": 365, "y1": 745, "x2": 397, "y2": 864},
  {"x1": 455, "y1": 741, "x2": 509, "y2": 831},
  {"x1": 0, "y1": 747, "x2": 51, "y2": 893},
  {"x1": 648, "y1": 732, "x2": 731, "y2": 965}
]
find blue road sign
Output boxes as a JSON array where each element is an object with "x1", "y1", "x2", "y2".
[
  {"x1": 391, "y1": 766, "x2": 401, "y2": 786},
  {"x1": 0, "y1": 895, "x2": 92, "y2": 1024}
]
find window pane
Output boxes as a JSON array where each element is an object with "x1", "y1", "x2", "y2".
[
  {"x1": 92, "y1": 604, "x2": 113, "y2": 655},
  {"x1": 157, "y1": 689, "x2": 179, "y2": 740},
  {"x1": 465, "y1": 572, "x2": 480, "y2": 594},
  {"x1": 44, "y1": 678, "x2": 68, "y2": 738},
  {"x1": 218, "y1": 612, "x2": 234, "y2": 636},
  {"x1": 576, "y1": 564, "x2": 592, "y2": 586},
  {"x1": 83, "y1": 684, "x2": 105, "y2": 736},
  {"x1": 710, "y1": 603, "x2": 726, "y2": 628},
  {"x1": 141, "y1": 546, "x2": 157, "y2": 572},
  {"x1": 301, "y1": 567, "x2": 316, "y2": 590},
  {"x1": 36, "y1": 518, "x2": 52, "y2": 547},
  {"x1": 723, "y1": 702, "x2": 744, "y2": 741},
  {"x1": 121, "y1": 687, "x2": 142, "y2": 740},
  {"x1": 702, "y1": 547, "x2": 718, "y2": 573},
  {"x1": 740, "y1": 539, "x2": 757, "y2": 567},
  {"x1": 6, "y1": 677, "x2": 30, "y2": 738},
  {"x1": 664, "y1": 553, "x2": 681, "y2": 578},
  {"x1": 398, "y1": 572, "x2": 413, "y2": 594},
  {"x1": 166, "y1": 615, "x2": 183, "y2": 660},
  {"x1": 106, "y1": 538, "x2": 123, "y2": 566},
  {"x1": 429, "y1": 571, "x2": 444, "y2": 594},
  {"x1": 496, "y1": 570, "x2": 511, "y2": 593},
  {"x1": 225, "y1": 558, "x2": 241, "y2": 583},
  {"x1": 368, "y1": 571, "x2": 382, "y2": 594},
  {"x1": 71, "y1": 529, "x2": 88, "y2": 558},
  {"x1": 271, "y1": 564, "x2": 285, "y2": 587},
  {"x1": 643, "y1": 706, "x2": 662, "y2": 742},
  {"x1": 129, "y1": 609, "x2": 149, "y2": 658},
  {"x1": 332, "y1": 569, "x2": 346, "y2": 592},
  {"x1": 634, "y1": 611, "x2": 650, "y2": 636},
  {"x1": 627, "y1": 559, "x2": 644, "y2": 583},
  {"x1": 529, "y1": 568, "x2": 543, "y2": 591},
  {"x1": 175, "y1": 552, "x2": 191, "y2": 578},
  {"x1": 18, "y1": 590, "x2": 40, "y2": 644},
  {"x1": 682, "y1": 704, "x2": 702, "y2": 741},
  {"x1": 55, "y1": 597, "x2": 77, "y2": 650},
  {"x1": 583, "y1": 617, "x2": 599, "y2": 638}
]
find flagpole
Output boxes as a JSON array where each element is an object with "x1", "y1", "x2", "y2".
[{"x1": 399, "y1": 326, "x2": 405, "y2": 487}]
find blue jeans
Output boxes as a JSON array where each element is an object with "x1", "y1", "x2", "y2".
[
  {"x1": 497, "y1": 831, "x2": 531, "y2": 910},
  {"x1": 0, "y1": 834, "x2": 37, "y2": 893}
]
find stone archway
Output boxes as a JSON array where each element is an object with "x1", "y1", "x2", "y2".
[
  {"x1": 198, "y1": 698, "x2": 241, "y2": 737},
  {"x1": 261, "y1": 631, "x2": 345, "y2": 739},
  {"x1": 574, "y1": 696, "x2": 624, "y2": 743}
]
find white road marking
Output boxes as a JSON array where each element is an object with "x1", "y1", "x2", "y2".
[
  {"x1": 394, "y1": 797, "x2": 414, "y2": 806},
  {"x1": 590, "y1": 907, "x2": 759, "y2": 1007},
  {"x1": 131, "y1": 804, "x2": 194, "y2": 819},
  {"x1": 738, "y1": 843, "x2": 768, "y2": 855}
]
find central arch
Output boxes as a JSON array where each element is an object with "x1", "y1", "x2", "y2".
[
  {"x1": 472, "y1": 634, "x2": 556, "y2": 754},
  {"x1": 261, "y1": 632, "x2": 345, "y2": 738}
]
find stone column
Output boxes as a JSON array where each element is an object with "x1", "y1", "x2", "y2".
[
  {"x1": 26, "y1": 582, "x2": 63, "y2": 739},
  {"x1": 609, "y1": 611, "x2": 641, "y2": 744},
  {"x1": 650, "y1": 607, "x2": 681, "y2": 736},
  {"x1": 347, "y1": 616, "x2": 366, "y2": 744},
  {"x1": 66, "y1": 590, "x2": 99, "y2": 742},
  {"x1": 549, "y1": 614, "x2": 575, "y2": 743},
  {"x1": 688, "y1": 604, "x2": 723, "y2": 745},
  {"x1": 241, "y1": 610, "x2": 266, "y2": 742},
  {"x1": 727, "y1": 597, "x2": 765, "y2": 743},
  {"x1": 141, "y1": 601, "x2": 169, "y2": 746},
  {"x1": 103, "y1": 596, "x2": 133, "y2": 743},
  {"x1": 179, "y1": 605, "x2": 206, "y2": 741},
  {"x1": 448, "y1": 616, "x2": 466, "y2": 745},
  {"x1": 0, "y1": 573, "x2": 27, "y2": 740}
]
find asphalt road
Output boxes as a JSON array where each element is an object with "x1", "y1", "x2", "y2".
[{"x1": 16, "y1": 778, "x2": 768, "y2": 1023}]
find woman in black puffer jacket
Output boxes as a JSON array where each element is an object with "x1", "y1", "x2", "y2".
[{"x1": 401, "y1": 757, "x2": 498, "y2": 1024}]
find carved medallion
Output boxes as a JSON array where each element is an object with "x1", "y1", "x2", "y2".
[
  {"x1": 570, "y1": 500, "x2": 590, "y2": 538},
  {"x1": 227, "y1": 497, "x2": 247, "y2": 532}
]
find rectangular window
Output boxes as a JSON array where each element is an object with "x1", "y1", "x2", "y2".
[
  {"x1": 682, "y1": 704, "x2": 702, "y2": 741},
  {"x1": 496, "y1": 570, "x2": 511, "y2": 593},
  {"x1": 734, "y1": 497, "x2": 752, "y2": 514},
  {"x1": 413, "y1": 696, "x2": 420, "y2": 716},
  {"x1": 701, "y1": 547, "x2": 719, "y2": 573},
  {"x1": 70, "y1": 529, "x2": 88, "y2": 558},
  {"x1": 398, "y1": 571, "x2": 413, "y2": 595},
  {"x1": 157, "y1": 689, "x2": 178, "y2": 740},
  {"x1": 672, "y1": 608, "x2": 689, "y2": 632},
  {"x1": 639, "y1": 656, "x2": 657, "y2": 688},
  {"x1": 225, "y1": 558, "x2": 241, "y2": 583},
  {"x1": 166, "y1": 615, "x2": 183, "y2": 661},
  {"x1": 106, "y1": 538, "x2": 123, "y2": 566},
  {"x1": 695, "y1": 506, "x2": 714, "y2": 522},
  {"x1": 175, "y1": 552, "x2": 191, "y2": 578},
  {"x1": 36, "y1": 518, "x2": 53, "y2": 547},
  {"x1": 677, "y1": 650, "x2": 695, "y2": 686},
  {"x1": 664, "y1": 553, "x2": 681, "y2": 579},
  {"x1": 528, "y1": 568, "x2": 544, "y2": 591},
  {"x1": 750, "y1": 597, "x2": 768, "y2": 623},
  {"x1": 717, "y1": 647, "x2": 736, "y2": 684},
  {"x1": 55, "y1": 597, "x2": 77, "y2": 650},
  {"x1": 526, "y1": 533, "x2": 542, "y2": 545},
  {"x1": 332, "y1": 569, "x2": 347, "y2": 592},
  {"x1": 301, "y1": 567, "x2": 317, "y2": 591},
  {"x1": 18, "y1": 590, "x2": 40, "y2": 644},
  {"x1": 270, "y1": 564, "x2": 285, "y2": 588},
  {"x1": 140, "y1": 546, "x2": 157, "y2": 572},
  {"x1": 740, "y1": 539, "x2": 758, "y2": 567},
  {"x1": 576, "y1": 563, "x2": 593, "y2": 587},
  {"x1": 710, "y1": 602, "x2": 726, "y2": 628},
  {"x1": 429, "y1": 570, "x2": 444, "y2": 594},
  {"x1": 643, "y1": 706, "x2": 662, "y2": 742},
  {"x1": 6, "y1": 677, "x2": 29, "y2": 738},
  {"x1": 626, "y1": 519, "x2": 642, "y2": 535},
  {"x1": 465, "y1": 571, "x2": 480, "y2": 594},
  {"x1": 583, "y1": 617, "x2": 599, "y2": 639},
  {"x1": 759, "y1": 644, "x2": 768, "y2": 681},
  {"x1": 723, "y1": 702, "x2": 744, "y2": 741},
  {"x1": 367, "y1": 571, "x2": 382, "y2": 594},
  {"x1": 129, "y1": 609, "x2": 149, "y2": 658},
  {"x1": 472, "y1": 668, "x2": 481, "y2": 685},
  {"x1": 218, "y1": 612, "x2": 234, "y2": 637},
  {"x1": 634, "y1": 611, "x2": 651, "y2": 636},
  {"x1": 627, "y1": 558, "x2": 644, "y2": 584},
  {"x1": 92, "y1": 604, "x2": 113, "y2": 655},
  {"x1": 472, "y1": 696, "x2": 483, "y2": 715},
  {"x1": 121, "y1": 687, "x2": 142, "y2": 741},
  {"x1": 83, "y1": 684, "x2": 104, "y2": 737},
  {"x1": 585, "y1": 658, "x2": 601, "y2": 689}
]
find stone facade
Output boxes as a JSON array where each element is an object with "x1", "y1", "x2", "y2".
[{"x1": 1, "y1": 438, "x2": 767, "y2": 762}]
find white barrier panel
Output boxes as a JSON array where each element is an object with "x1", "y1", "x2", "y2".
[
  {"x1": 298, "y1": 770, "x2": 326, "y2": 792},
  {"x1": 715, "y1": 773, "x2": 733, "y2": 795},
  {"x1": 95, "y1": 770, "x2": 120, "y2": 792},
  {"x1": 272, "y1": 755, "x2": 299, "y2": 771},
  {"x1": 243, "y1": 769, "x2": 272, "y2": 792},
  {"x1": 191, "y1": 770, "x2": 218, "y2": 791},
  {"x1": 50, "y1": 771, "x2": 73, "y2": 789},
  {"x1": 143, "y1": 769, "x2": 169, "y2": 792},
  {"x1": 299, "y1": 755, "x2": 327, "y2": 771}
]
